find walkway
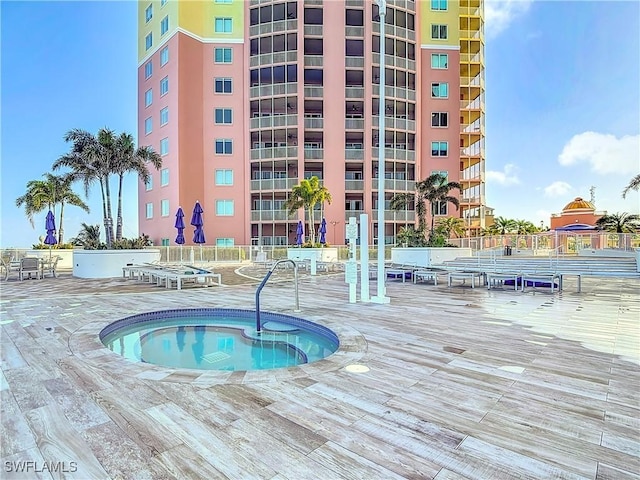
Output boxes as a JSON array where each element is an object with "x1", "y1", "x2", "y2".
[{"x1": 1, "y1": 270, "x2": 638, "y2": 479}]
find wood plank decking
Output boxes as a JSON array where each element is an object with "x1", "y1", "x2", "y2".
[{"x1": 0, "y1": 269, "x2": 638, "y2": 479}]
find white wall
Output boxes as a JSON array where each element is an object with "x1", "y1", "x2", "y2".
[
  {"x1": 73, "y1": 249, "x2": 161, "y2": 278},
  {"x1": 391, "y1": 247, "x2": 472, "y2": 267}
]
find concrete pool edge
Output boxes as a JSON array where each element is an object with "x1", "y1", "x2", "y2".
[{"x1": 68, "y1": 312, "x2": 367, "y2": 386}]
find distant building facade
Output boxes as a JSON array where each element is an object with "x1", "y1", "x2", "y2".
[{"x1": 550, "y1": 197, "x2": 605, "y2": 231}]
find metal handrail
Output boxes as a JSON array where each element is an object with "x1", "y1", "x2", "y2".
[{"x1": 255, "y1": 259, "x2": 300, "y2": 333}]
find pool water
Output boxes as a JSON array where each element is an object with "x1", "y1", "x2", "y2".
[{"x1": 100, "y1": 309, "x2": 339, "y2": 371}]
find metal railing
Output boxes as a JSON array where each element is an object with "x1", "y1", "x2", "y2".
[{"x1": 255, "y1": 259, "x2": 300, "y2": 332}]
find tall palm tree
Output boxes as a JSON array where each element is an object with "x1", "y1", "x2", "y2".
[
  {"x1": 70, "y1": 223, "x2": 102, "y2": 249},
  {"x1": 595, "y1": 213, "x2": 640, "y2": 233},
  {"x1": 54, "y1": 128, "x2": 117, "y2": 246},
  {"x1": 390, "y1": 173, "x2": 461, "y2": 239},
  {"x1": 112, "y1": 133, "x2": 162, "y2": 241},
  {"x1": 492, "y1": 216, "x2": 517, "y2": 234},
  {"x1": 622, "y1": 173, "x2": 640, "y2": 198},
  {"x1": 436, "y1": 216, "x2": 465, "y2": 239},
  {"x1": 284, "y1": 176, "x2": 332, "y2": 245},
  {"x1": 15, "y1": 173, "x2": 89, "y2": 244}
]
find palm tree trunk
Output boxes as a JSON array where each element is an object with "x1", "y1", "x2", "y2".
[
  {"x1": 116, "y1": 173, "x2": 124, "y2": 241},
  {"x1": 308, "y1": 206, "x2": 315, "y2": 245},
  {"x1": 99, "y1": 178, "x2": 109, "y2": 246},
  {"x1": 104, "y1": 175, "x2": 115, "y2": 246},
  {"x1": 58, "y1": 203, "x2": 65, "y2": 244}
]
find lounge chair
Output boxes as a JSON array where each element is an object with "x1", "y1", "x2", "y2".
[
  {"x1": 19, "y1": 257, "x2": 41, "y2": 280},
  {"x1": 42, "y1": 256, "x2": 61, "y2": 278}
]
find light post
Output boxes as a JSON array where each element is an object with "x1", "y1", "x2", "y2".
[{"x1": 372, "y1": 0, "x2": 389, "y2": 303}]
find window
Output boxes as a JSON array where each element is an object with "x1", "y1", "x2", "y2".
[
  {"x1": 161, "y1": 16, "x2": 169, "y2": 35},
  {"x1": 431, "y1": 141, "x2": 448, "y2": 156},
  {"x1": 145, "y1": 176, "x2": 153, "y2": 191},
  {"x1": 160, "y1": 137, "x2": 169, "y2": 155},
  {"x1": 145, "y1": 33, "x2": 153, "y2": 51},
  {"x1": 216, "y1": 200, "x2": 234, "y2": 216},
  {"x1": 431, "y1": 24, "x2": 448, "y2": 39},
  {"x1": 431, "y1": 112, "x2": 448, "y2": 127},
  {"x1": 434, "y1": 201, "x2": 448, "y2": 216},
  {"x1": 216, "y1": 238, "x2": 235, "y2": 247},
  {"x1": 431, "y1": 0, "x2": 447, "y2": 10},
  {"x1": 215, "y1": 17, "x2": 232, "y2": 33},
  {"x1": 144, "y1": 117, "x2": 153, "y2": 134},
  {"x1": 145, "y1": 4, "x2": 153, "y2": 22},
  {"x1": 145, "y1": 202, "x2": 153, "y2": 218},
  {"x1": 215, "y1": 47, "x2": 233, "y2": 63},
  {"x1": 161, "y1": 199, "x2": 170, "y2": 217},
  {"x1": 144, "y1": 61, "x2": 152, "y2": 79},
  {"x1": 160, "y1": 76, "x2": 169, "y2": 95},
  {"x1": 160, "y1": 46, "x2": 169, "y2": 66},
  {"x1": 215, "y1": 139, "x2": 233, "y2": 155},
  {"x1": 431, "y1": 82, "x2": 448, "y2": 98},
  {"x1": 215, "y1": 169, "x2": 233, "y2": 185},
  {"x1": 214, "y1": 78, "x2": 232, "y2": 93},
  {"x1": 161, "y1": 168, "x2": 169, "y2": 186},
  {"x1": 215, "y1": 108, "x2": 232, "y2": 124},
  {"x1": 431, "y1": 53, "x2": 448, "y2": 69},
  {"x1": 160, "y1": 107, "x2": 169, "y2": 125},
  {"x1": 144, "y1": 89, "x2": 153, "y2": 107}
]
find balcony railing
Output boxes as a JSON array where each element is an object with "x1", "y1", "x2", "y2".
[
  {"x1": 250, "y1": 178, "x2": 298, "y2": 191},
  {"x1": 371, "y1": 148, "x2": 416, "y2": 162},
  {"x1": 345, "y1": 179, "x2": 364, "y2": 190},
  {"x1": 304, "y1": 148, "x2": 324, "y2": 159},
  {"x1": 345, "y1": 86, "x2": 365, "y2": 98},
  {"x1": 251, "y1": 210, "x2": 289, "y2": 221},
  {"x1": 250, "y1": 114, "x2": 298, "y2": 129},
  {"x1": 345, "y1": 149, "x2": 364, "y2": 160},
  {"x1": 250, "y1": 146, "x2": 298, "y2": 160},
  {"x1": 250, "y1": 82, "x2": 297, "y2": 98},
  {"x1": 303, "y1": 86, "x2": 323, "y2": 98}
]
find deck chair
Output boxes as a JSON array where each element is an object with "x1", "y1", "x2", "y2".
[
  {"x1": 42, "y1": 256, "x2": 60, "y2": 278},
  {"x1": 19, "y1": 257, "x2": 41, "y2": 280}
]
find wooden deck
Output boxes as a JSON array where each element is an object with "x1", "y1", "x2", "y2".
[{"x1": 1, "y1": 268, "x2": 638, "y2": 479}]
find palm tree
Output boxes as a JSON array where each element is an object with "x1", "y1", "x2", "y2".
[
  {"x1": 492, "y1": 216, "x2": 517, "y2": 234},
  {"x1": 436, "y1": 216, "x2": 465, "y2": 239},
  {"x1": 284, "y1": 176, "x2": 332, "y2": 245},
  {"x1": 390, "y1": 173, "x2": 461, "y2": 240},
  {"x1": 595, "y1": 213, "x2": 640, "y2": 233},
  {"x1": 622, "y1": 173, "x2": 640, "y2": 198},
  {"x1": 514, "y1": 219, "x2": 537, "y2": 235},
  {"x1": 15, "y1": 173, "x2": 89, "y2": 244},
  {"x1": 112, "y1": 132, "x2": 162, "y2": 241},
  {"x1": 54, "y1": 128, "x2": 114, "y2": 245},
  {"x1": 70, "y1": 223, "x2": 103, "y2": 249}
]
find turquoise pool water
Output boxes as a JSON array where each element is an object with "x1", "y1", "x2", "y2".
[{"x1": 100, "y1": 308, "x2": 339, "y2": 371}]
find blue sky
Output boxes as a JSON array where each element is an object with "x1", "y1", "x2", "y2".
[{"x1": 1, "y1": 1, "x2": 639, "y2": 248}]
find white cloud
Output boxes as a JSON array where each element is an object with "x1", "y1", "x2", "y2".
[
  {"x1": 558, "y1": 132, "x2": 640, "y2": 175},
  {"x1": 485, "y1": 0, "x2": 534, "y2": 38},
  {"x1": 486, "y1": 163, "x2": 520, "y2": 186},
  {"x1": 544, "y1": 181, "x2": 572, "y2": 197}
]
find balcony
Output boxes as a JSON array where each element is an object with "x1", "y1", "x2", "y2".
[
  {"x1": 304, "y1": 148, "x2": 324, "y2": 159},
  {"x1": 304, "y1": 55, "x2": 323, "y2": 67},
  {"x1": 304, "y1": 117, "x2": 323, "y2": 129},
  {"x1": 345, "y1": 86, "x2": 365, "y2": 98},
  {"x1": 345, "y1": 56, "x2": 365, "y2": 68},
  {"x1": 345, "y1": 148, "x2": 364, "y2": 160},
  {"x1": 372, "y1": 148, "x2": 416, "y2": 162},
  {"x1": 371, "y1": 116, "x2": 416, "y2": 132},
  {"x1": 345, "y1": 210, "x2": 365, "y2": 221},
  {"x1": 250, "y1": 114, "x2": 297, "y2": 129},
  {"x1": 250, "y1": 178, "x2": 298, "y2": 191},
  {"x1": 250, "y1": 82, "x2": 297, "y2": 98},
  {"x1": 345, "y1": 179, "x2": 364, "y2": 190},
  {"x1": 303, "y1": 86, "x2": 323, "y2": 98},
  {"x1": 372, "y1": 210, "x2": 415, "y2": 222},
  {"x1": 345, "y1": 118, "x2": 364, "y2": 130},
  {"x1": 250, "y1": 146, "x2": 298, "y2": 160},
  {"x1": 251, "y1": 210, "x2": 289, "y2": 222}
]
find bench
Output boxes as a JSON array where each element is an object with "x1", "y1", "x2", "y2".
[
  {"x1": 521, "y1": 273, "x2": 563, "y2": 293},
  {"x1": 486, "y1": 272, "x2": 521, "y2": 291},
  {"x1": 447, "y1": 271, "x2": 485, "y2": 288},
  {"x1": 413, "y1": 270, "x2": 439, "y2": 286}
]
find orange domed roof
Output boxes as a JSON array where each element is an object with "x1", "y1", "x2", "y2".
[{"x1": 562, "y1": 197, "x2": 595, "y2": 212}]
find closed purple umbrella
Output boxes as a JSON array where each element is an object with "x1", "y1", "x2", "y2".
[
  {"x1": 191, "y1": 201, "x2": 206, "y2": 261},
  {"x1": 319, "y1": 218, "x2": 327, "y2": 245},
  {"x1": 175, "y1": 207, "x2": 185, "y2": 262},
  {"x1": 296, "y1": 220, "x2": 304, "y2": 246},
  {"x1": 44, "y1": 210, "x2": 57, "y2": 262}
]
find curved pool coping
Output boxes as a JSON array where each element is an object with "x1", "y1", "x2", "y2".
[{"x1": 69, "y1": 308, "x2": 368, "y2": 386}]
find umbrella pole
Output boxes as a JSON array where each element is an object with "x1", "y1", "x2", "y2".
[{"x1": 180, "y1": 245, "x2": 183, "y2": 264}]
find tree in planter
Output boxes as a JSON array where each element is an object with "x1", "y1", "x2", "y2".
[
  {"x1": 284, "y1": 176, "x2": 332, "y2": 245},
  {"x1": 112, "y1": 132, "x2": 162, "y2": 241},
  {"x1": 390, "y1": 173, "x2": 461, "y2": 244},
  {"x1": 70, "y1": 223, "x2": 104, "y2": 249},
  {"x1": 54, "y1": 128, "x2": 162, "y2": 247},
  {"x1": 595, "y1": 212, "x2": 640, "y2": 233},
  {"x1": 15, "y1": 173, "x2": 89, "y2": 244}
]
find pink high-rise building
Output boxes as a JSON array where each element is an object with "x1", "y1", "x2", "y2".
[{"x1": 138, "y1": 0, "x2": 486, "y2": 247}]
